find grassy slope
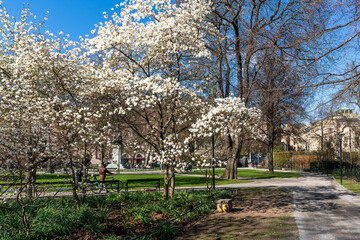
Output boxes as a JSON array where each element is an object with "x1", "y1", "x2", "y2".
[{"x1": 333, "y1": 176, "x2": 360, "y2": 194}]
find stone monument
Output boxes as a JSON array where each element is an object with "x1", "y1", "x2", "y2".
[{"x1": 107, "y1": 132, "x2": 128, "y2": 170}]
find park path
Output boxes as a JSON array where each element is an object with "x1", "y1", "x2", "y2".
[
  {"x1": 203, "y1": 172, "x2": 360, "y2": 240},
  {"x1": 291, "y1": 174, "x2": 360, "y2": 240}
]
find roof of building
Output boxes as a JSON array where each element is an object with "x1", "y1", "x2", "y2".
[{"x1": 338, "y1": 107, "x2": 353, "y2": 111}]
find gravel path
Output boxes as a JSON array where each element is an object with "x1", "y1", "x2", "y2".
[
  {"x1": 207, "y1": 172, "x2": 360, "y2": 240},
  {"x1": 291, "y1": 174, "x2": 360, "y2": 240}
]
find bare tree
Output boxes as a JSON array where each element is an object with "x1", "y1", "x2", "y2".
[
  {"x1": 204, "y1": 0, "x2": 360, "y2": 177},
  {"x1": 205, "y1": 0, "x2": 325, "y2": 177},
  {"x1": 252, "y1": 51, "x2": 308, "y2": 173}
]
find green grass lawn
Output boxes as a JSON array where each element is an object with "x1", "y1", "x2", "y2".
[
  {"x1": 112, "y1": 174, "x2": 252, "y2": 188},
  {"x1": 333, "y1": 176, "x2": 360, "y2": 194},
  {"x1": 1, "y1": 168, "x2": 301, "y2": 188},
  {"x1": 32, "y1": 173, "x2": 252, "y2": 187},
  {"x1": 1, "y1": 173, "x2": 252, "y2": 189},
  {"x1": 185, "y1": 169, "x2": 302, "y2": 179}
]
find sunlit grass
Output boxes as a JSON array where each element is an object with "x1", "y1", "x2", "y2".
[
  {"x1": 1, "y1": 173, "x2": 252, "y2": 189},
  {"x1": 111, "y1": 174, "x2": 252, "y2": 187},
  {"x1": 333, "y1": 176, "x2": 360, "y2": 194}
]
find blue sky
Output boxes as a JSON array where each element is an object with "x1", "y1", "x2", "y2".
[{"x1": 1, "y1": 0, "x2": 122, "y2": 40}]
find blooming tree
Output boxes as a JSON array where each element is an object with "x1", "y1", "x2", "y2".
[
  {"x1": 0, "y1": 5, "x2": 61, "y2": 199},
  {"x1": 0, "y1": 3, "x2": 104, "y2": 205},
  {"x1": 0, "y1": 5, "x2": 71, "y2": 234},
  {"x1": 83, "y1": 0, "x2": 216, "y2": 198},
  {"x1": 189, "y1": 97, "x2": 263, "y2": 179}
]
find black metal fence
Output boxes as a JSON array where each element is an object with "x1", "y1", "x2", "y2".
[
  {"x1": 0, "y1": 179, "x2": 122, "y2": 194},
  {"x1": 315, "y1": 161, "x2": 360, "y2": 182}
]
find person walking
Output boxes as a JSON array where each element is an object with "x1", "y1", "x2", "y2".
[{"x1": 98, "y1": 163, "x2": 113, "y2": 193}]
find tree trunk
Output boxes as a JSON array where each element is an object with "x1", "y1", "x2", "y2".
[
  {"x1": 24, "y1": 165, "x2": 37, "y2": 199},
  {"x1": 80, "y1": 160, "x2": 88, "y2": 205},
  {"x1": 19, "y1": 200, "x2": 30, "y2": 236},
  {"x1": 268, "y1": 140, "x2": 274, "y2": 174},
  {"x1": 68, "y1": 156, "x2": 80, "y2": 205},
  {"x1": 224, "y1": 134, "x2": 242, "y2": 179},
  {"x1": 101, "y1": 143, "x2": 105, "y2": 166},
  {"x1": 263, "y1": 153, "x2": 269, "y2": 168},
  {"x1": 267, "y1": 121, "x2": 275, "y2": 174},
  {"x1": 170, "y1": 167, "x2": 175, "y2": 198},
  {"x1": 163, "y1": 165, "x2": 170, "y2": 199}
]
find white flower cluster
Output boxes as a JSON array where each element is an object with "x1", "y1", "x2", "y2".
[
  {"x1": 195, "y1": 157, "x2": 227, "y2": 168},
  {"x1": 189, "y1": 97, "x2": 262, "y2": 139}
]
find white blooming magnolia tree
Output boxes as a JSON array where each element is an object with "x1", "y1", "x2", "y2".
[
  {"x1": 83, "y1": 0, "x2": 216, "y2": 198},
  {"x1": 0, "y1": 5, "x2": 68, "y2": 234},
  {"x1": 189, "y1": 97, "x2": 262, "y2": 179},
  {"x1": 0, "y1": 3, "x2": 103, "y2": 205},
  {"x1": 0, "y1": 6, "x2": 61, "y2": 199}
]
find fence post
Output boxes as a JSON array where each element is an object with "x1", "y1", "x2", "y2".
[{"x1": 339, "y1": 134, "x2": 344, "y2": 185}]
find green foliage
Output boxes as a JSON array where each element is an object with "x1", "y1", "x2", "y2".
[
  {"x1": 134, "y1": 212, "x2": 152, "y2": 226},
  {"x1": 273, "y1": 144, "x2": 285, "y2": 152},
  {"x1": 0, "y1": 189, "x2": 230, "y2": 239},
  {"x1": 108, "y1": 189, "x2": 227, "y2": 239},
  {"x1": 309, "y1": 161, "x2": 316, "y2": 169},
  {"x1": 104, "y1": 236, "x2": 119, "y2": 240},
  {"x1": 273, "y1": 152, "x2": 291, "y2": 168},
  {"x1": 0, "y1": 197, "x2": 107, "y2": 239},
  {"x1": 197, "y1": 205, "x2": 210, "y2": 214},
  {"x1": 86, "y1": 195, "x2": 107, "y2": 208},
  {"x1": 150, "y1": 224, "x2": 179, "y2": 240}
]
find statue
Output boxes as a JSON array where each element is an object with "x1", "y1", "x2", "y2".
[
  {"x1": 108, "y1": 131, "x2": 128, "y2": 170},
  {"x1": 113, "y1": 132, "x2": 122, "y2": 146}
]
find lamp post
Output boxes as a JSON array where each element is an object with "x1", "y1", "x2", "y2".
[
  {"x1": 339, "y1": 133, "x2": 344, "y2": 185},
  {"x1": 212, "y1": 134, "x2": 215, "y2": 189},
  {"x1": 326, "y1": 148, "x2": 329, "y2": 177}
]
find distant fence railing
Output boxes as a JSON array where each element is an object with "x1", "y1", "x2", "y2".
[
  {"x1": 273, "y1": 151, "x2": 360, "y2": 181},
  {"x1": 0, "y1": 179, "x2": 122, "y2": 193}
]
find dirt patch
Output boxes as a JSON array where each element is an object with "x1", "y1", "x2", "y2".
[
  {"x1": 177, "y1": 188, "x2": 299, "y2": 240},
  {"x1": 65, "y1": 229, "x2": 104, "y2": 240}
]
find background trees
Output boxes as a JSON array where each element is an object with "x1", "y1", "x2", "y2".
[{"x1": 205, "y1": 0, "x2": 360, "y2": 176}]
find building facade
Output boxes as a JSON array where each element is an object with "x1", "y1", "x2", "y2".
[{"x1": 284, "y1": 108, "x2": 360, "y2": 152}]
